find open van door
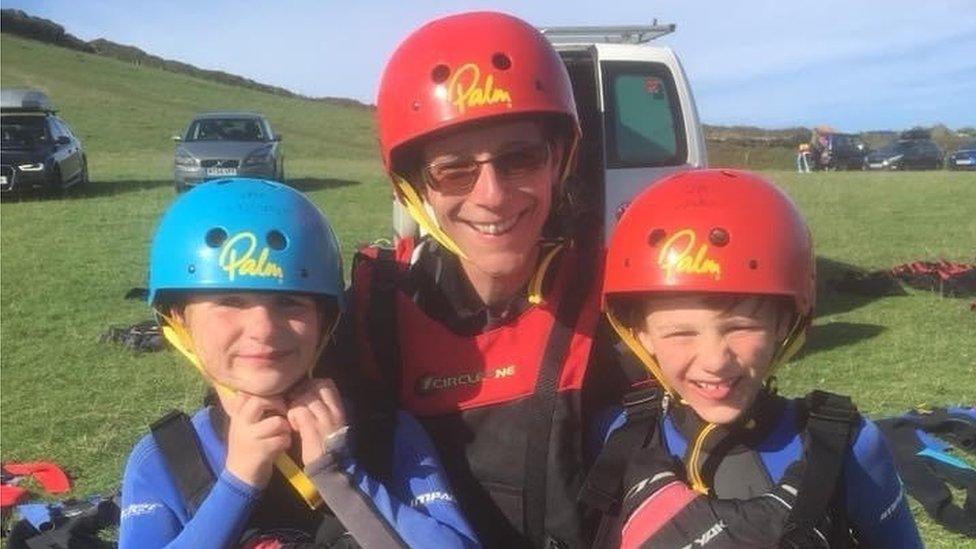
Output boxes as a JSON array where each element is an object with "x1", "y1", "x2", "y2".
[{"x1": 544, "y1": 24, "x2": 708, "y2": 242}]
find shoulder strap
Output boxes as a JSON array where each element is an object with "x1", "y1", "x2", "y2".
[
  {"x1": 782, "y1": 390, "x2": 859, "y2": 546},
  {"x1": 150, "y1": 410, "x2": 216, "y2": 517},
  {"x1": 352, "y1": 247, "x2": 400, "y2": 485},
  {"x1": 580, "y1": 389, "x2": 662, "y2": 549},
  {"x1": 523, "y1": 244, "x2": 597, "y2": 547},
  {"x1": 579, "y1": 388, "x2": 662, "y2": 514}
]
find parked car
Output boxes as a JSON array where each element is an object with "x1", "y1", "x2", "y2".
[
  {"x1": 864, "y1": 139, "x2": 943, "y2": 170},
  {"x1": 1, "y1": 88, "x2": 88, "y2": 194},
  {"x1": 172, "y1": 112, "x2": 284, "y2": 192},
  {"x1": 946, "y1": 140, "x2": 976, "y2": 171},
  {"x1": 812, "y1": 132, "x2": 868, "y2": 171}
]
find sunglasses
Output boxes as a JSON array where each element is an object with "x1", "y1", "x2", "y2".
[{"x1": 422, "y1": 141, "x2": 552, "y2": 195}]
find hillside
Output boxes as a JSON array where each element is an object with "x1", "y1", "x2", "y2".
[
  {"x1": 0, "y1": 8, "x2": 371, "y2": 110},
  {"x1": 0, "y1": 32, "x2": 380, "y2": 180}
]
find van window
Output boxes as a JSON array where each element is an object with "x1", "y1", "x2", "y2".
[{"x1": 603, "y1": 61, "x2": 686, "y2": 168}]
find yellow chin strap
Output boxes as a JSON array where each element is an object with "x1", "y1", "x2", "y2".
[
  {"x1": 605, "y1": 310, "x2": 677, "y2": 400},
  {"x1": 391, "y1": 172, "x2": 468, "y2": 260},
  {"x1": 157, "y1": 310, "x2": 340, "y2": 510}
]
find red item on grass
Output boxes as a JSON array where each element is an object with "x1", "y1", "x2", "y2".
[
  {"x1": 0, "y1": 483, "x2": 28, "y2": 507},
  {"x1": 2, "y1": 462, "x2": 71, "y2": 494}
]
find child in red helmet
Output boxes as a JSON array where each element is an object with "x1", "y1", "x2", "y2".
[{"x1": 586, "y1": 169, "x2": 921, "y2": 547}]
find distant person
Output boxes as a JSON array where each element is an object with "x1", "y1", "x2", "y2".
[
  {"x1": 797, "y1": 142, "x2": 812, "y2": 173},
  {"x1": 119, "y1": 179, "x2": 479, "y2": 548},
  {"x1": 593, "y1": 170, "x2": 922, "y2": 547}
]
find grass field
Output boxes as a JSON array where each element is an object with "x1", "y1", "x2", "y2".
[{"x1": 2, "y1": 32, "x2": 975, "y2": 546}]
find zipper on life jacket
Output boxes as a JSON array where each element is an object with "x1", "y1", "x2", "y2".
[{"x1": 687, "y1": 422, "x2": 718, "y2": 494}]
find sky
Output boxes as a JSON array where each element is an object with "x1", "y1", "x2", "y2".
[{"x1": 4, "y1": 0, "x2": 975, "y2": 132}]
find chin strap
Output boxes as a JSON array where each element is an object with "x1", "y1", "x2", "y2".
[
  {"x1": 391, "y1": 172, "x2": 468, "y2": 260},
  {"x1": 157, "y1": 310, "x2": 338, "y2": 510},
  {"x1": 605, "y1": 311, "x2": 676, "y2": 400}
]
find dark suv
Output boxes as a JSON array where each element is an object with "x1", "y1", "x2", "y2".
[
  {"x1": 814, "y1": 132, "x2": 868, "y2": 171},
  {"x1": 1, "y1": 88, "x2": 88, "y2": 193},
  {"x1": 864, "y1": 139, "x2": 943, "y2": 170}
]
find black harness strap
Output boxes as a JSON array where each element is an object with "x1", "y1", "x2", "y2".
[
  {"x1": 523, "y1": 246, "x2": 595, "y2": 548},
  {"x1": 150, "y1": 410, "x2": 216, "y2": 516},
  {"x1": 356, "y1": 247, "x2": 401, "y2": 485},
  {"x1": 782, "y1": 390, "x2": 859, "y2": 547},
  {"x1": 578, "y1": 388, "x2": 662, "y2": 514}
]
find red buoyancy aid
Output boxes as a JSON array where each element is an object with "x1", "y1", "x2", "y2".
[{"x1": 351, "y1": 237, "x2": 604, "y2": 547}]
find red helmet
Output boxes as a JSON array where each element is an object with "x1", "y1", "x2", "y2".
[
  {"x1": 376, "y1": 11, "x2": 580, "y2": 174},
  {"x1": 604, "y1": 169, "x2": 815, "y2": 318}
]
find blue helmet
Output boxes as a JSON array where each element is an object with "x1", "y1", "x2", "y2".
[{"x1": 147, "y1": 179, "x2": 345, "y2": 310}]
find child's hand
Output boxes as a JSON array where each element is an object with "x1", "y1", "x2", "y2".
[
  {"x1": 224, "y1": 393, "x2": 292, "y2": 489},
  {"x1": 285, "y1": 379, "x2": 347, "y2": 466}
]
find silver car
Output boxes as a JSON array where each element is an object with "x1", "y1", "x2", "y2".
[{"x1": 172, "y1": 112, "x2": 284, "y2": 191}]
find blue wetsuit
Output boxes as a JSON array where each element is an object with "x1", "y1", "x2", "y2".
[
  {"x1": 120, "y1": 406, "x2": 480, "y2": 548},
  {"x1": 597, "y1": 395, "x2": 923, "y2": 548}
]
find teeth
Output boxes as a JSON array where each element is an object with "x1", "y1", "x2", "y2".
[
  {"x1": 470, "y1": 216, "x2": 518, "y2": 235},
  {"x1": 694, "y1": 381, "x2": 730, "y2": 390}
]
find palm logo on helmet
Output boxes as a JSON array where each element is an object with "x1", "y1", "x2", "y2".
[
  {"x1": 376, "y1": 11, "x2": 581, "y2": 257},
  {"x1": 603, "y1": 169, "x2": 815, "y2": 397}
]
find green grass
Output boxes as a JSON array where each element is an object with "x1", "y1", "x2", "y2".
[{"x1": 3, "y1": 32, "x2": 976, "y2": 547}]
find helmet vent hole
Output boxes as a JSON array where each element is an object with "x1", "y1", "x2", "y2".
[
  {"x1": 187, "y1": 264, "x2": 196, "y2": 274},
  {"x1": 709, "y1": 228, "x2": 730, "y2": 247},
  {"x1": 431, "y1": 64, "x2": 451, "y2": 84},
  {"x1": 749, "y1": 260, "x2": 759, "y2": 270},
  {"x1": 300, "y1": 268, "x2": 309, "y2": 278},
  {"x1": 647, "y1": 228, "x2": 666, "y2": 247},
  {"x1": 411, "y1": 101, "x2": 421, "y2": 111},
  {"x1": 205, "y1": 228, "x2": 228, "y2": 248},
  {"x1": 492, "y1": 53, "x2": 512, "y2": 71},
  {"x1": 266, "y1": 230, "x2": 288, "y2": 251},
  {"x1": 534, "y1": 79, "x2": 544, "y2": 91}
]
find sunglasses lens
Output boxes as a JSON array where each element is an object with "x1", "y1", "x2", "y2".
[
  {"x1": 424, "y1": 142, "x2": 550, "y2": 193},
  {"x1": 426, "y1": 162, "x2": 481, "y2": 193},
  {"x1": 495, "y1": 144, "x2": 549, "y2": 178}
]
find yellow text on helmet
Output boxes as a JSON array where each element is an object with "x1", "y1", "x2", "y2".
[
  {"x1": 219, "y1": 232, "x2": 285, "y2": 282},
  {"x1": 447, "y1": 63, "x2": 513, "y2": 114},
  {"x1": 659, "y1": 229, "x2": 722, "y2": 283}
]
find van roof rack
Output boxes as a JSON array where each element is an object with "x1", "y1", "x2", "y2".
[{"x1": 539, "y1": 22, "x2": 675, "y2": 45}]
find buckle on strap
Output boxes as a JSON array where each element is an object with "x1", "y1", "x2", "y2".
[{"x1": 623, "y1": 388, "x2": 661, "y2": 409}]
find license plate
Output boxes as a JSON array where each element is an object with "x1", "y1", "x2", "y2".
[
  {"x1": 0, "y1": 176, "x2": 7, "y2": 185},
  {"x1": 869, "y1": 163, "x2": 883, "y2": 168},
  {"x1": 955, "y1": 159, "x2": 972, "y2": 165},
  {"x1": 206, "y1": 168, "x2": 237, "y2": 176}
]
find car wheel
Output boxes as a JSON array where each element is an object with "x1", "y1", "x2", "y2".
[
  {"x1": 48, "y1": 167, "x2": 65, "y2": 197},
  {"x1": 78, "y1": 157, "x2": 89, "y2": 186}
]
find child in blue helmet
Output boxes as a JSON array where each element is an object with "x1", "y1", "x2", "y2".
[{"x1": 119, "y1": 179, "x2": 479, "y2": 548}]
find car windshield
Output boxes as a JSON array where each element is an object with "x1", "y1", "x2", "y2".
[
  {"x1": 1, "y1": 115, "x2": 48, "y2": 148},
  {"x1": 880, "y1": 141, "x2": 911, "y2": 154},
  {"x1": 185, "y1": 118, "x2": 267, "y2": 142}
]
